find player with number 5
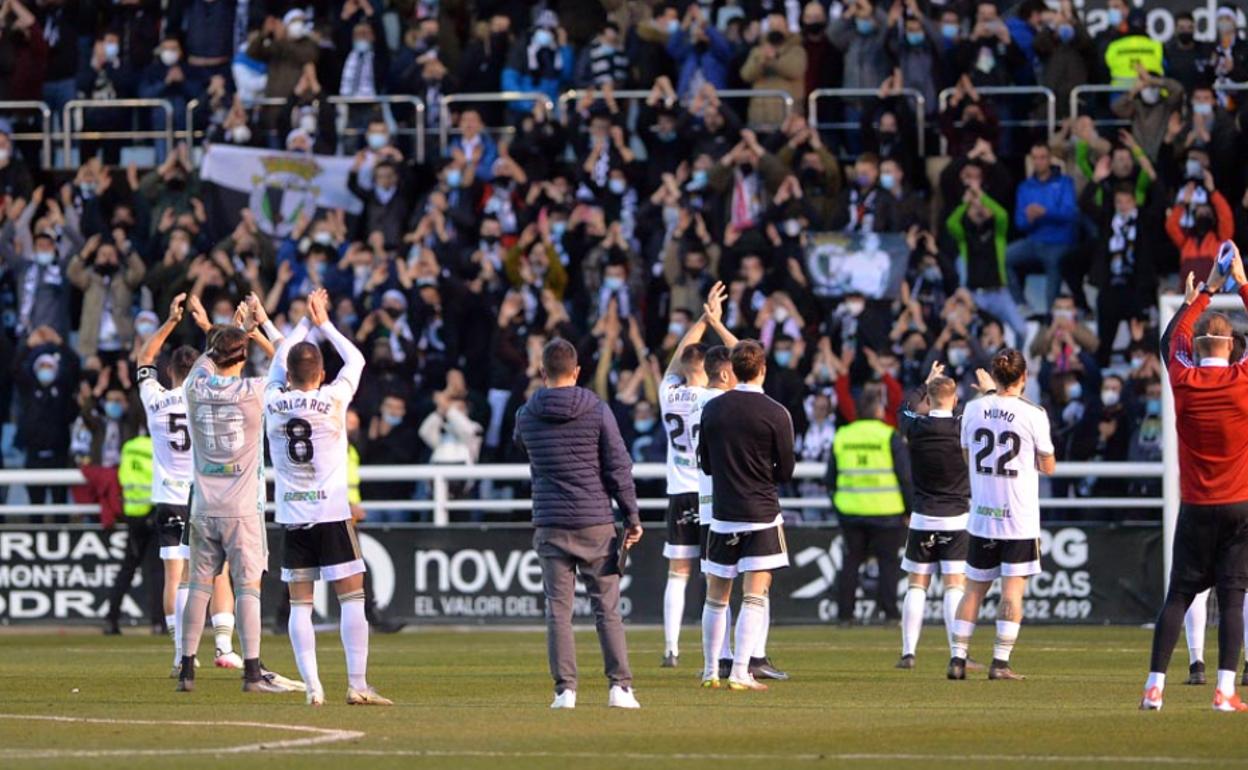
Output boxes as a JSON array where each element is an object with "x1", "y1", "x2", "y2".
[{"x1": 947, "y1": 348, "x2": 1056, "y2": 682}]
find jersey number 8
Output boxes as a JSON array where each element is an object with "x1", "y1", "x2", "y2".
[{"x1": 286, "y1": 418, "x2": 314, "y2": 463}]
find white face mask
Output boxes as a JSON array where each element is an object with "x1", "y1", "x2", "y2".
[
  {"x1": 773, "y1": 305, "x2": 789, "y2": 323},
  {"x1": 103, "y1": 41, "x2": 120, "y2": 60},
  {"x1": 845, "y1": 300, "x2": 865, "y2": 317},
  {"x1": 287, "y1": 20, "x2": 307, "y2": 39},
  {"x1": 299, "y1": 114, "x2": 318, "y2": 134},
  {"x1": 34, "y1": 250, "x2": 55, "y2": 265},
  {"x1": 230, "y1": 124, "x2": 252, "y2": 144},
  {"x1": 160, "y1": 49, "x2": 180, "y2": 67},
  {"x1": 1101, "y1": 389, "x2": 1120, "y2": 407},
  {"x1": 0, "y1": 148, "x2": 10, "y2": 163},
  {"x1": 783, "y1": 219, "x2": 802, "y2": 238}
]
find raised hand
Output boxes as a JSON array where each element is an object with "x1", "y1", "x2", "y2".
[
  {"x1": 703, "y1": 281, "x2": 728, "y2": 323},
  {"x1": 187, "y1": 293, "x2": 211, "y2": 331},
  {"x1": 247, "y1": 292, "x2": 270, "y2": 326},
  {"x1": 926, "y1": 361, "x2": 945, "y2": 385},
  {"x1": 168, "y1": 292, "x2": 187, "y2": 324},
  {"x1": 972, "y1": 367, "x2": 996, "y2": 394}
]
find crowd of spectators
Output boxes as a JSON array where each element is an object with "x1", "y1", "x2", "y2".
[{"x1": 0, "y1": 0, "x2": 1243, "y2": 521}]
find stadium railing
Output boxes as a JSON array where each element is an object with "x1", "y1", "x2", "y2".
[
  {"x1": 936, "y1": 85, "x2": 1056, "y2": 155},
  {"x1": 0, "y1": 100, "x2": 53, "y2": 169},
  {"x1": 61, "y1": 98, "x2": 175, "y2": 166},
  {"x1": 0, "y1": 461, "x2": 1162, "y2": 526},
  {"x1": 806, "y1": 87, "x2": 927, "y2": 157},
  {"x1": 556, "y1": 88, "x2": 795, "y2": 127},
  {"x1": 438, "y1": 92, "x2": 556, "y2": 154},
  {"x1": 327, "y1": 95, "x2": 427, "y2": 163}
]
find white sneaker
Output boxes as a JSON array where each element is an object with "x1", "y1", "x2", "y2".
[
  {"x1": 607, "y1": 685, "x2": 640, "y2": 709},
  {"x1": 261, "y1": 667, "x2": 307, "y2": 693},
  {"x1": 307, "y1": 686, "x2": 326, "y2": 707},
  {"x1": 214, "y1": 649, "x2": 243, "y2": 669},
  {"x1": 550, "y1": 690, "x2": 577, "y2": 709}
]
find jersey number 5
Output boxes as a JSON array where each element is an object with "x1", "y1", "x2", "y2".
[
  {"x1": 286, "y1": 418, "x2": 314, "y2": 463},
  {"x1": 972, "y1": 428, "x2": 1021, "y2": 477},
  {"x1": 167, "y1": 413, "x2": 190, "y2": 452}
]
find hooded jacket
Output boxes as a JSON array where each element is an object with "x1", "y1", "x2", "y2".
[{"x1": 514, "y1": 385, "x2": 639, "y2": 529}]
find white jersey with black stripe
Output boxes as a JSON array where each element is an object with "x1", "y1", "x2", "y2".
[
  {"x1": 660, "y1": 375, "x2": 707, "y2": 495},
  {"x1": 960, "y1": 394, "x2": 1053, "y2": 540},
  {"x1": 139, "y1": 375, "x2": 193, "y2": 505},
  {"x1": 691, "y1": 387, "x2": 727, "y2": 523},
  {"x1": 265, "y1": 318, "x2": 366, "y2": 525}
]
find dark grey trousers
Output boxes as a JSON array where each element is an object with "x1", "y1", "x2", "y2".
[{"x1": 533, "y1": 524, "x2": 632, "y2": 694}]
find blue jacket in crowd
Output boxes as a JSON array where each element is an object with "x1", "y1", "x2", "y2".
[
  {"x1": 514, "y1": 385, "x2": 640, "y2": 530},
  {"x1": 1014, "y1": 170, "x2": 1078, "y2": 246},
  {"x1": 666, "y1": 25, "x2": 734, "y2": 97}
]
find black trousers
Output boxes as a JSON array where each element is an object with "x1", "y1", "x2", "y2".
[
  {"x1": 106, "y1": 514, "x2": 162, "y2": 625},
  {"x1": 1096, "y1": 284, "x2": 1144, "y2": 367},
  {"x1": 837, "y1": 515, "x2": 907, "y2": 622}
]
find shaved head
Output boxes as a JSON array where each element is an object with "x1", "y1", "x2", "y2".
[{"x1": 1195, "y1": 311, "x2": 1236, "y2": 360}]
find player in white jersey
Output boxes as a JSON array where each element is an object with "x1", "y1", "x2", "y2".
[
  {"x1": 659, "y1": 282, "x2": 733, "y2": 668},
  {"x1": 266, "y1": 289, "x2": 391, "y2": 707},
  {"x1": 948, "y1": 349, "x2": 1055, "y2": 681},
  {"x1": 139, "y1": 293, "x2": 244, "y2": 676},
  {"x1": 177, "y1": 295, "x2": 301, "y2": 695}
]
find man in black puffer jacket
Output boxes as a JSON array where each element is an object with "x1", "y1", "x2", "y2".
[{"x1": 514, "y1": 338, "x2": 643, "y2": 710}]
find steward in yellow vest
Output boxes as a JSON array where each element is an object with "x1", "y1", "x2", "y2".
[
  {"x1": 119, "y1": 434, "x2": 154, "y2": 518},
  {"x1": 106, "y1": 432, "x2": 162, "y2": 634}
]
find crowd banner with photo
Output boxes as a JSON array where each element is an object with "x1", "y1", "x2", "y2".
[
  {"x1": 200, "y1": 144, "x2": 364, "y2": 239},
  {"x1": 0, "y1": 524, "x2": 1163, "y2": 626},
  {"x1": 804, "y1": 232, "x2": 909, "y2": 300}
]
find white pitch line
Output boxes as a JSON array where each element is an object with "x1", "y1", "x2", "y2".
[
  {"x1": 0, "y1": 714, "x2": 363, "y2": 760},
  {"x1": 268, "y1": 748, "x2": 1241, "y2": 766}
]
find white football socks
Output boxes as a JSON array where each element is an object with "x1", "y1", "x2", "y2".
[
  {"x1": 212, "y1": 611, "x2": 236, "y2": 654},
  {"x1": 1217, "y1": 669, "x2": 1237, "y2": 697},
  {"x1": 702, "y1": 598, "x2": 728, "y2": 679},
  {"x1": 901, "y1": 585, "x2": 926, "y2": 657},
  {"x1": 663, "y1": 571, "x2": 689, "y2": 657},
  {"x1": 753, "y1": 594, "x2": 770, "y2": 659},
  {"x1": 174, "y1": 585, "x2": 189, "y2": 660},
  {"x1": 1145, "y1": 671, "x2": 1165, "y2": 692},
  {"x1": 731, "y1": 594, "x2": 767, "y2": 681},
  {"x1": 943, "y1": 586, "x2": 964, "y2": 649},
  {"x1": 1185, "y1": 591, "x2": 1208, "y2": 665},
  {"x1": 340, "y1": 590, "x2": 370, "y2": 690},
  {"x1": 950, "y1": 619, "x2": 976, "y2": 659},
  {"x1": 993, "y1": 620, "x2": 1020, "y2": 663},
  {"x1": 288, "y1": 601, "x2": 321, "y2": 693},
  {"x1": 720, "y1": 603, "x2": 734, "y2": 660}
]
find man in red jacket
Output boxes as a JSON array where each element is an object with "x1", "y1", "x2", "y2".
[{"x1": 1142, "y1": 249, "x2": 1248, "y2": 712}]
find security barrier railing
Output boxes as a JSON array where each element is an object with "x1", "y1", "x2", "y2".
[
  {"x1": 0, "y1": 461, "x2": 1163, "y2": 527},
  {"x1": 328, "y1": 95, "x2": 427, "y2": 163},
  {"x1": 806, "y1": 87, "x2": 927, "y2": 157},
  {"x1": 62, "y1": 99, "x2": 174, "y2": 164},
  {"x1": 937, "y1": 85, "x2": 1056, "y2": 155},
  {"x1": 439, "y1": 92, "x2": 556, "y2": 154},
  {"x1": 0, "y1": 101, "x2": 53, "y2": 169}
]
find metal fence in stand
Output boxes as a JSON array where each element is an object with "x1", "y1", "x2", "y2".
[
  {"x1": 328, "y1": 95, "x2": 427, "y2": 164},
  {"x1": 0, "y1": 101, "x2": 52, "y2": 169},
  {"x1": 806, "y1": 88, "x2": 927, "y2": 157},
  {"x1": 438, "y1": 92, "x2": 556, "y2": 154},
  {"x1": 61, "y1": 98, "x2": 174, "y2": 164},
  {"x1": 937, "y1": 85, "x2": 1056, "y2": 155},
  {"x1": 0, "y1": 461, "x2": 1163, "y2": 527}
]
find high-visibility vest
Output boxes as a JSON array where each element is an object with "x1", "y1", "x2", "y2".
[
  {"x1": 832, "y1": 419, "x2": 904, "y2": 516},
  {"x1": 119, "y1": 435, "x2": 154, "y2": 518},
  {"x1": 347, "y1": 443, "x2": 361, "y2": 506},
  {"x1": 1105, "y1": 35, "x2": 1163, "y2": 88}
]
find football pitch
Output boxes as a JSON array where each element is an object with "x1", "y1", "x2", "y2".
[{"x1": 0, "y1": 625, "x2": 1242, "y2": 769}]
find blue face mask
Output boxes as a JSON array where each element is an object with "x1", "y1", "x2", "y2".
[
  {"x1": 343, "y1": 313, "x2": 359, "y2": 328},
  {"x1": 35, "y1": 368, "x2": 57, "y2": 387},
  {"x1": 446, "y1": 168, "x2": 462, "y2": 188},
  {"x1": 666, "y1": 19, "x2": 680, "y2": 35},
  {"x1": 367, "y1": 132, "x2": 388, "y2": 151},
  {"x1": 212, "y1": 313, "x2": 233, "y2": 326},
  {"x1": 608, "y1": 178, "x2": 627, "y2": 195},
  {"x1": 656, "y1": 129, "x2": 676, "y2": 143},
  {"x1": 941, "y1": 22, "x2": 959, "y2": 40},
  {"x1": 774, "y1": 350, "x2": 793, "y2": 367},
  {"x1": 603, "y1": 275, "x2": 625, "y2": 291},
  {"x1": 1057, "y1": 24, "x2": 1075, "y2": 43},
  {"x1": 879, "y1": 172, "x2": 896, "y2": 191},
  {"x1": 690, "y1": 169, "x2": 708, "y2": 189},
  {"x1": 1145, "y1": 398, "x2": 1161, "y2": 416},
  {"x1": 551, "y1": 221, "x2": 567, "y2": 239},
  {"x1": 104, "y1": 402, "x2": 125, "y2": 420},
  {"x1": 634, "y1": 417, "x2": 656, "y2": 433},
  {"x1": 905, "y1": 30, "x2": 924, "y2": 46},
  {"x1": 1067, "y1": 382, "x2": 1083, "y2": 401},
  {"x1": 533, "y1": 28, "x2": 555, "y2": 47},
  {"x1": 1106, "y1": 8, "x2": 1122, "y2": 26},
  {"x1": 383, "y1": 412, "x2": 403, "y2": 427},
  {"x1": 855, "y1": 18, "x2": 875, "y2": 35}
]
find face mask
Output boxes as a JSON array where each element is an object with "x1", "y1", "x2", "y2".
[
  {"x1": 300, "y1": 114, "x2": 318, "y2": 134},
  {"x1": 1106, "y1": 8, "x2": 1122, "y2": 26},
  {"x1": 104, "y1": 402, "x2": 125, "y2": 420},
  {"x1": 1053, "y1": 308, "x2": 1076, "y2": 322},
  {"x1": 879, "y1": 172, "x2": 896, "y2": 191},
  {"x1": 947, "y1": 347, "x2": 968, "y2": 368},
  {"x1": 445, "y1": 168, "x2": 462, "y2": 188},
  {"x1": 774, "y1": 350, "x2": 793, "y2": 367},
  {"x1": 384, "y1": 306, "x2": 404, "y2": 320},
  {"x1": 665, "y1": 20, "x2": 679, "y2": 36},
  {"x1": 383, "y1": 412, "x2": 403, "y2": 427},
  {"x1": 905, "y1": 31, "x2": 924, "y2": 46},
  {"x1": 1193, "y1": 102, "x2": 1214, "y2": 116},
  {"x1": 367, "y1": 132, "x2": 388, "y2": 150},
  {"x1": 1178, "y1": 31, "x2": 1195, "y2": 45},
  {"x1": 34, "y1": 250, "x2": 55, "y2": 265},
  {"x1": 103, "y1": 41, "x2": 120, "y2": 60},
  {"x1": 782, "y1": 219, "x2": 802, "y2": 238},
  {"x1": 603, "y1": 275, "x2": 625, "y2": 291},
  {"x1": 0, "y1": 148, "x2": 9, "y2": 164},
  {"x1": 773, "y1": 306, "x2": 790, "y2": 323},
  {"x1": 941, "y1": 23, "x2": 959, "y2": 40},
  {"x1": 286, "y1": 20, "x2": 307, "y2": 39},
  {"x1": 135, "y1": 320, "x2": 158, "y2": 338},
  {"x1": 767, "y1": 31, "x2": 786, "y2": 46},
  {"x1": 1057, "y1": 24, "x2": 1074, "y2": 43},
  {"x1": 1130, "y1": 355, "x2": 1145, "y2": 371},
  {"x1": 634, "y1": 417, "x2": 656, "y2": 433},
  {"x1": 803, "y1": 22, "x2": 824, "y2": 36},
  {"x1": 1145, "y1": 398, "x2": 1161, "y2": 416},
  {"x1": 855, "y1": 18, "x2": 875, "y2": 35},
  {"x1": 1067, "y1": 382, "x2": 1083, "y2": 401},
  {"x1": 845, "y1": 300, "x2": 865, "y2": 317},
  {"x1": 1195, "y1": 215, "x2": 1214, "y2": 235},
  {"x1": 921, "y1": 265, "x2": 941, "y2": 282},
  {"x1": 668, "y1": 322, "x2": 686, "y2": 336},
  {"x1": 230, "y1": 124, "x2": 252, "y2": 144},
  {"x1": 656, "y1": 129, "x2": 676, "y2": 143},
  {"x1": 534, "y1": 28, "x2": 555, "y2": 47},
  {"x1": 312, "y1": 230, "x2": 334, "y2": 246},
  {"x1": 353, "y1": 39, "x2": 372, "y2": 53},
  {"x1": 342, "y1": 313, "x2": 359, "y2": 328},
  {"x1": 1219, "y1": 20, "x2": 1236, "y2": 37},
  {"x1": 212, "y1": 313, "x2": 233, "y2": 326},
  {"x1": 800, "y1": 167, "x2": 821, "y2": 186},
  {"x1": 35, "y1": 368, "x2": 56, "y2": 386},
  {"x1": 1140, "y1": 87, "x2": 1160, "y2": 105},
  {"x1": 856, "y1": 173, "x2": 872, "y2": 188},
  {"x1": 160, "y1": 49, "x2": 180, "y2": 66},
  {"x1": 551, "y1": 221, "x2": 567, "y2": 239},
  {"x1": 1185, "y1": 159, "x2": 1204, "y2": 180},
  {"x1": 608, "y1": 178, "x2": 627, "y2": 195},
  {"x1": 739, "y1": 162, "x2": 754, "y2": 177},
  {"x1": 1101, "y1": 389, "x2": 1121, "y2": 407},
  {"x1": 690, "y1": 169, "x2": 708, "y2": 189}
]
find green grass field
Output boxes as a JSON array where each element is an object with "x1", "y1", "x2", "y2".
[{"x1": 0, "y1": 625, "x2": 1243, "y2": 769}]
